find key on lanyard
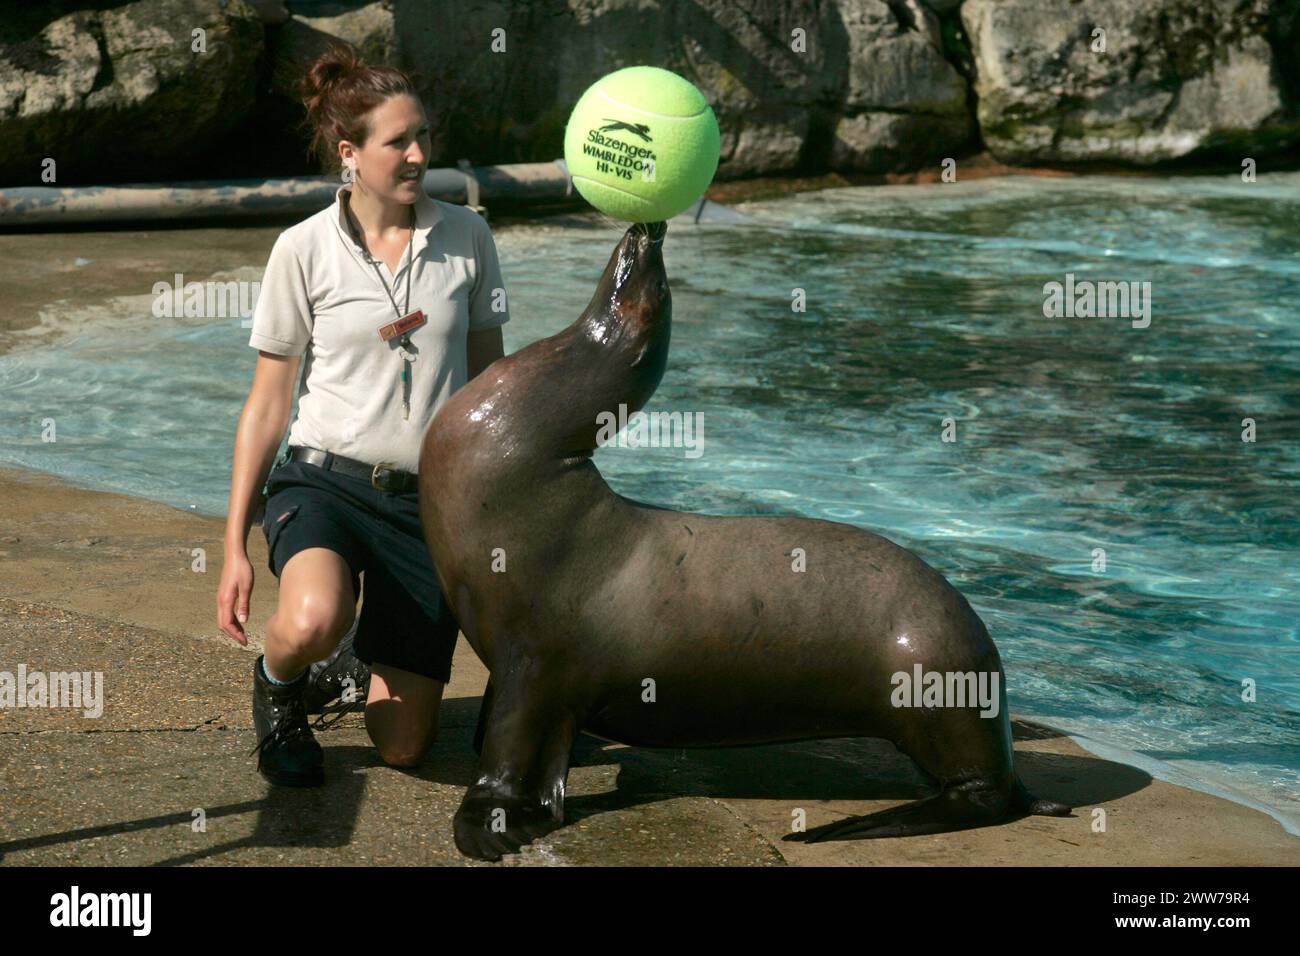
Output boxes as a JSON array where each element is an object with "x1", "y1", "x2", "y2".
[{"x1": 399, "y1": 334, "x2": 414, "y2": 419}]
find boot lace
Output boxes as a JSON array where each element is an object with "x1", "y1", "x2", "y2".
[
  {"x1": 310, "y1": 694, "x2": 364, "y2": 732},
  {"x1": 249, "y1": 693, "x2": 315, "y2": 758}
]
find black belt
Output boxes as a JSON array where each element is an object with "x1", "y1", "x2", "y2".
[{"x1": 287, "y1": 445, "x2": 418, "y2": 493}]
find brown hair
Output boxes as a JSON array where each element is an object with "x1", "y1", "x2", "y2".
[{"x1": 299, "y1": 45, "x2": 420, "y2": 173}]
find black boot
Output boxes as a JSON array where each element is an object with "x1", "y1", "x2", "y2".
[
  {"x1": 251, "y1": 655, "x2": 324, "y2": 787},
  {"x1": 303, "y1": 626, "x2": 371, "y2": 714}
]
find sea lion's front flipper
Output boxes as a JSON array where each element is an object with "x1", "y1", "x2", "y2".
[
  {"x1": 454, "y1": 784, "x2": 561, "y2": 861},
  {"x1": 453, "y1": 678, "x2": 578, "y2": 862},
  {"x1": 471, "y1": 681, "x2": 494, "y2": 758}
]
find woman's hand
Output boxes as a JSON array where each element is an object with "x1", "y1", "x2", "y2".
[{"x1": 217, "y1": 551, "x2": 256, "y2": 645}]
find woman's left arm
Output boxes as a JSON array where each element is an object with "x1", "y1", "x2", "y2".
[
  {"x1": 467, "y1": 217, "x2": 508, "y2": 379},
  {"x1": 467, "y1": 326, "x2": 504, "y2": 379}
]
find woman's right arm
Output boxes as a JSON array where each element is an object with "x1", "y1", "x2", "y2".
[{"x1": 216, "y1": 350, "x2": 300, "y2": 645}]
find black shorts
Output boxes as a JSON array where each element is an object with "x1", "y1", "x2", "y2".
[{"x1": 260, "y1": 452, "x2": 460, "y2": 683}]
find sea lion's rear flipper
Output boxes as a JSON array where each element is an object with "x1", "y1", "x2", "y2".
[
  {"x1": 1012, "y1": 776, "x2": 1073, "y2": 817},
  {"x1": 789, "y1": 788, "x2": 1007, "y2": 844},
  {"x1": 787, "y1": 777, "x2": 1073, "y2": 844}
]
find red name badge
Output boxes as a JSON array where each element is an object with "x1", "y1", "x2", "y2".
[{"x1": 378, "y1": 309, "x2": 426, "y2": 342}]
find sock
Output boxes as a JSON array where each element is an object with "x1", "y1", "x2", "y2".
[{"x1": 262, "y1": 657, "x2": 306, "y2": 686}]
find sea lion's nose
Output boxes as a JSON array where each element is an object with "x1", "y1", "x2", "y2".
[{"x1": 629, "y1": 221, "x2": 667, "y2": 247}]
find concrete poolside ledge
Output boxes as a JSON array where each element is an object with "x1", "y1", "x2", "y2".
[{"x1": 0, "y1": 465, "x2": 1296, "y2": 867}]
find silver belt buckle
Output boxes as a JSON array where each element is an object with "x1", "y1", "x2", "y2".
[{"x1": 371, "y1": 461, "x2": 395, "y2": 490}]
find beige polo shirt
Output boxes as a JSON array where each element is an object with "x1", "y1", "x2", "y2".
[{"x1": 248, "y1": 185, "x2": 510, "y2": 473}]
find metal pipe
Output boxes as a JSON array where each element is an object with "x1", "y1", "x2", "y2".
[{"x1": 0, "y1": 160, "x2": 578, "y2": 227}]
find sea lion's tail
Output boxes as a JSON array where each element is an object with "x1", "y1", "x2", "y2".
[{"x1": 1011, "y1": 775, "x2": 1072, "y2": 817}]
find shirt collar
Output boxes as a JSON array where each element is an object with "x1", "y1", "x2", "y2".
[{"x1": 331, "y1": 184, "x2": 443, "y2": 262}]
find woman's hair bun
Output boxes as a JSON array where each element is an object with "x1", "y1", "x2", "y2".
[
  {"x1": 296, "y1": 44, "x2": 420, "y2": 173},
  {"x1": 301, "y1": 44, "x2": 362, "y2": 119}
]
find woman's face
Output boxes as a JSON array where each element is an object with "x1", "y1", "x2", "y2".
[{"x1": 341, "y1": 93, "x2": 431, "y2": 202}]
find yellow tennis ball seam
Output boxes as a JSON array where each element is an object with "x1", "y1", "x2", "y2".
[
  {"x1": 592, "y1": 86, "x2": 714, "y2": 121},
  {"x1": 570, "y1": 176, "x2": 657, "y2": 203}
]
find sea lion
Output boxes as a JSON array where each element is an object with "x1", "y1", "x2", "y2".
[{"x1": 418, "y1": 220, "x2": 1071, "y2": 861}]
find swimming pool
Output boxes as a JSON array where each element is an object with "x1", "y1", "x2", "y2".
[{"x1": 2, "y1": 173, "x2": 1296, "y2": 833}]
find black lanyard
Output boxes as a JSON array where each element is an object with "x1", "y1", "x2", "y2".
[
  {"x1": 345, "y1": 199, "x2": 414, "y2": 326},
  {"x1": 345, "y1": 196, "x2": 418, "y2": 419}
]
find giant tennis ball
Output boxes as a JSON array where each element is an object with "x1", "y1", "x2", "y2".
[{"x1": 563, "y1": 66, "x2": 721, "y2": 222}]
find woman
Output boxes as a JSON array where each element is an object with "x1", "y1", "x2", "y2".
[{"x1": 215, "y1": 45, "x2": 509, "y2": 786}]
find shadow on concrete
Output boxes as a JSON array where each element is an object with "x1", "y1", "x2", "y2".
[
  {"x1": 559, "y1": 734, "x2": 1147, "y2": 829},
  {"x1": 0, "y1": 802, "x2": 264, "y2": 861},
  {"x1": 0, "y1": 700, "x2": 1145, "y2": 864}
]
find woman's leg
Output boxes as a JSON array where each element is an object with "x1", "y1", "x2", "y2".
[
  {"x1": 264, "y1": 547, "x2": 358, "y2": 679},
  {"x1": 254, "y1": 546, "x2": 360, "y2": 786},
  {"x1": 365, "y1": 663, "x2": 445, "y2": 767}
]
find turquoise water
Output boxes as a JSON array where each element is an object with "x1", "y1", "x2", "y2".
[{"x1": 2, "y1": 174, "x2": 1297, "y2": 834}]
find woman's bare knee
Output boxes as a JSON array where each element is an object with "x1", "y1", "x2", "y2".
[
  {"x1": 266, "y1": 549, "x2": 356, "y2": 664},
  {"x1": 266, "y1": 599, "x2": 353, "y2": 664},
  {"x1": 372, "y1": 737, "x2": 429, "y2": 768},
  {"x1": 365, "y1": 664, "x2": 443, "y2": 767},
  {"x1": 367, "y1": 715, "x2": 437, "y2": 767}
]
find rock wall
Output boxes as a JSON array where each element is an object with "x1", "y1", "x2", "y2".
[
  {"x1": 0, "y1": 0, "x2": 1296, "y2": 187},
  {"x1": 0, "y1": 0, "x2": 263, "y2": 185},
  {"x1": 393, "y1": 0, "x2": 972, "y2": 178},
  {"x1": 962, "y1": 0, "x2": 1300, "y2": 164}
]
